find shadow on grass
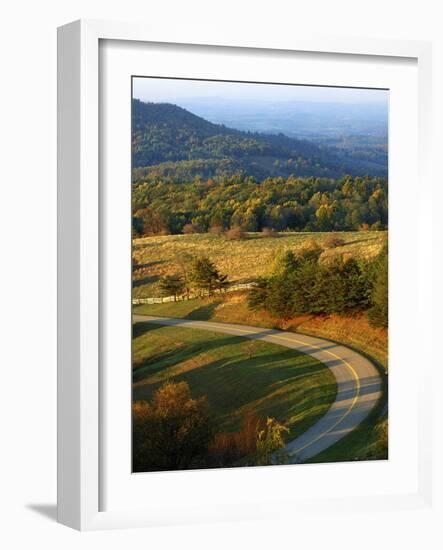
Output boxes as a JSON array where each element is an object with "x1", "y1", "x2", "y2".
[
  {"x1": 134, "y1": 259, "x2": 165, "y2": 270},
  {"x1": 132, "y1": 274, "x2": 160, "y2": 288},
  {"x1": 133, "y1": 343, "x2": 331, "y2": 415},
  {"x1": 184, "y1": 301, "x2": 222, "y2": 321},
  {"x1": 340, "y1": 236, "x2": 377, "y2": 247}
]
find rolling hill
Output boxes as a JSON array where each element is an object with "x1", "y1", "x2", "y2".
[{"x1": 132, "y1": 99, "x2": 388, "y2": 181}]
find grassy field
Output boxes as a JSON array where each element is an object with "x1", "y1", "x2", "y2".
[
  {"x1": 133, "y1": 291, "x2": 388, "y2": 370},
  {"x1": 132, "y1": 322, "x2": 337, "y2": 442},
  {"x1": 133, "y1": 230, "x2": 387, "y2": 298}
]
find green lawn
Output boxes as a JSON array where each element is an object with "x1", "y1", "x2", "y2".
[
  {"x1": 132, "y1": 322, "x2": 337, "y2": 442},
  {"x1": 134, "y1": 297, "x2": 224, "y2": 320}
]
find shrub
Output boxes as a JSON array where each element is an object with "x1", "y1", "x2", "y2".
[
  {"x1": 255, "y1": 417, "x2": 289, "y2": 466},
  {"x1": 208, "y1": 413, "x2": 261, "y2": 466},
  {"x1": 182, "y1": 223, "x2": 203, "y2": 235},
  {"x1": 261, "y1": 227, "x2": 279, "y2": 238},
  {"x1": 324, "y1": 234, "x2": 345, "y2": 248},
  {"x1": 208, "y1": 413, "x2": 288, "y2": 467},
  {"x1": 209, "y1": 224, "x2": 223, "y2": 235},
  {"x1": 225, "y1": 226, "x2": 247, "y2": 240}
]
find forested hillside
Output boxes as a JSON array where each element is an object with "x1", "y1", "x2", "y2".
[
  {"x1": 132, "y1": 99, "x2": 388, "y2": 181},
  {"x1": 132, "y1": 174, "x2": 388, "y2": 235}
]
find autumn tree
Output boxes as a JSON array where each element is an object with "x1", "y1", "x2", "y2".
[
  {"x1": 134, "y1": 207, "x2": 169, "y2": 236},
  {"x1": 133, "y1": 381, "x2": 215, "y2": 472}
]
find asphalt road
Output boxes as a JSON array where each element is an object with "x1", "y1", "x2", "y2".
[{"x1": 133, "y1": 315, "x2": 383, "y2": 462}]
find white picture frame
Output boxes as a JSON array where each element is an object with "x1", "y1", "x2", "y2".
[{"x1": 57, "y1": 19, "x2": 434, "y2": 531}]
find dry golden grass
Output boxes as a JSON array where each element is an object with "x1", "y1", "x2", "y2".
[
  {"x1": 283, "y1": 314, "x2": 388, "y2": 370},
  {"x1": 133, "y1": 231, "x2": 387, "y2": 298}
]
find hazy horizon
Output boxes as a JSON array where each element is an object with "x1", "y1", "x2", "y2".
[
  {"x1": 132, "y1": 77, "x2": 388, "y2": 141},
  {"x1": 133, "y1": 77, "x2": 388, "y2": 106}
]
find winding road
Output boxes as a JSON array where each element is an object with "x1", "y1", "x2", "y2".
[{"x1": 133, "y1": 315, "x2": 383, "y2": 462}]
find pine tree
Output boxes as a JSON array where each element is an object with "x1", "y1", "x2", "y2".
[
  {"x1": 190, "y1": 256, "x2": 228, "y2": 296},
  {"x1": 367, "y1": 246, "x2": 388, "y2": 328},
  {"x1": 159, "y1": 273, "x2": 185, "y2": 301}
]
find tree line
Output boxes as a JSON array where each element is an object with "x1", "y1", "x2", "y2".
[
  {"x1": 132, "y1": 174, "x2": 388, "y2": 236},
  {"x1": 248, "y1": 240, "x2": 388, "y2": 328}
]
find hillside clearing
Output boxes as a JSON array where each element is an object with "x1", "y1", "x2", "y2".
[{"x1": 133, "y1": 230, "x2": 387, "y2": 298}]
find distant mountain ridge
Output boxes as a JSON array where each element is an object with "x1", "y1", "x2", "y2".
[{"x1": 132, "y1": 99, "x2": 388, "y2": 181}]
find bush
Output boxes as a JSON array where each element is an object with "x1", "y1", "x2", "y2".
[
  {"x1": 208, "y1": 413, "x2": 260, "y2": 466},
  {"x1": 182, "y1": 223, "x2": 203, "y2": 235},
  {"x1": 324, "y1": 234, "x2": 345, "y2": 248},
  {"x1": 261, "y1": 227, "x2": 279, "y2": 238},
  {"x1": 208, "y1": 413, "x2": 288, "y2": 467},
  {"x1": 209, "y1": 224, "x2": 223, "y2": 235},
  {"x1": 133, "y1": 381, "x2": 215, "y2": 472},
  {"x1": 255, "y1": 417, "x2": 289, "y2": 466},
  {"x1": 225, "y1": 226, "x2": 247, "y2": 240}
]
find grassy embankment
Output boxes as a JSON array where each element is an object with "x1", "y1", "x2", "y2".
[{"x1": 132, "y1": 322, "x2": 337, "y2": 443}]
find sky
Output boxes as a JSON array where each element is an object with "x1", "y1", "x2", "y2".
[{"x1": 132, "y1": 76, "x2": 389, "y2": 105}]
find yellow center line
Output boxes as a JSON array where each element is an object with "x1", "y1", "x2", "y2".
[{"x1": 136, "y1": 317, "x2": 361, "y2": 457}]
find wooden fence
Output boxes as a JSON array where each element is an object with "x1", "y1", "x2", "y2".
[{"x1": 132, "y1": 282, "x2": 255, "y2": 305}]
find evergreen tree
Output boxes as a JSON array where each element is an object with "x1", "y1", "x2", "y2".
[
  {"x1": 190, "y1": 256, "x2": 228, "y2": 296},
  {"x1": 159, "y1": 273, "x2": 185, "y2": 301},
  {"x1": 248, "y1": 277, "x2": 270, "y2": 311},
  {"x1": 367, "y1": 245, "x2": 388, "y2": 327}
]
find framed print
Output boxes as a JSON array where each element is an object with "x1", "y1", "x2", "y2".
[
  {"x1": 57, "y1": 20, "x2": 434, "y2": 530},
  {"x1": 130, "y1": 76, "x2": 389, "y2": 474}
]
